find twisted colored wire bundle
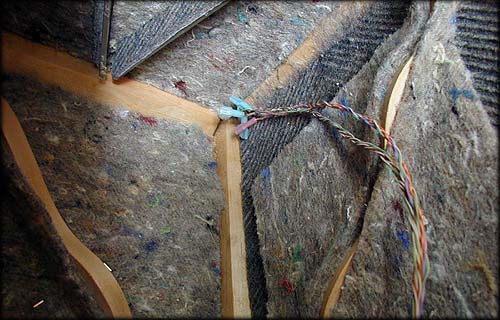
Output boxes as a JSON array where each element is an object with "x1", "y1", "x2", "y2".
[{"x1": 245, "y1": 102, "x2": 430, "y2": 318}]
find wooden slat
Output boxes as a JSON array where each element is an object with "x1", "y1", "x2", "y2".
[
  {"x1": 1, "y1": 98, "x2": 132, "y2": 318},
  {"x1": 211, "y1": 6, "x2": 371, "y2": 313},
  {"x1": 2, "y1": 31, "x2": 245, "y2": 316},
  {"x1": 1, "y1": 32, "x2": 219, "y2": 137},
  {"x1": 215, "y1": 119, "x2": 251, "y2": 317}
]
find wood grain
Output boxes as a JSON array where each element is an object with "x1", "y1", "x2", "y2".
[
  {"x1": 3, "y1": 31, "x2": 248, "y2": 316},
  {"x1": 1, "y1": 32, "x2": 219, "y2": 137},
  {"x1": 215, "y1": 119, "x2": 251, "y2": 318},
  {"x1": 1, "y1": 98, "x2": 132, "y2": 318}
]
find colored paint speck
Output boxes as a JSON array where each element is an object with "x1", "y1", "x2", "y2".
[
  {"x1": 173, "y1": 80, "x2": 188, "y2": 95},
  {"x1": 292, "y1": 244, "x2": 303, "y2": 263},
  {"x1": 397, "y1": 230, "x2": 409, "y2": 251},
  {"x1": 148, "y1": 195, "x2": 161, "y2": 208},
  {"x1": 450, "y1": 88, "x2": 474, "y2": 105},
  {"x1": 237, "y1": 7, "x2": 248, "y2": 23},
  {"x1": 208, "y1": 161, "x2": 217, "y2": 169},
  {"x1": 160, "y1": 226, "x2": 172, "y2": 235},
  {"x1": 144, "y1": 240, "x2": 159, "y2": 252},
  {"x1": 290, "y1": 17, "x2": 306, "y2": 26},
  {"x1": 280, "y1": 279, "x2": 294, "y2": 294},
  {"x1": 262, "y1": 167, "x2": 271, "y2": 183},
  {"x1": 210, "y1": 262, "x2": 221, "y2": 276},
  {"x1": 139, "y1": 115, "x2": 158, "y2": 125},
  {"x1": 340, "y1": 97, "x2": 349, "y2": 107}
]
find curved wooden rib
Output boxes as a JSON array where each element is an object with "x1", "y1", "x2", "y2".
[{"x1": 1, "y1": 98, "x2": 132, "y2": 318}]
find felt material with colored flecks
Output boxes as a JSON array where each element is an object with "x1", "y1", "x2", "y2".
[
  {"x1": 120, "y1": 1, "x2": 334, "y2": 110},
  {"x1": 1, "y1": 148, "x2": 105, "y2": 318},
  {"x1": 2, "y1": 74, "x2": 225, "y2": 317},
  {"x1": 331, "y1": 3, "x2": 498, "y2": 317},
  {"x1": 250, "y1": 3, "x2": 430, "y2": 316}
]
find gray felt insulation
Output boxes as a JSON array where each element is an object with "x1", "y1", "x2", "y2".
[
  {"x1": 2, "y1": 1, "x2": 497, "y2": 317},
  {"x1": 241, "y1": 2, "x2": 413, "y2": 315},
  {"x1": 125, "y1": 1, "x2": 334, "y2": 111},
  {"x1": 110, "y1": 0, "x2": 228, "y2": 79},
  {"x1": 250, "y1": 3, "x2": 430, "y2": 316},
  {"x1": 1, "y1": 147, "x2": 105, "y2": 318},
  {"x1": 2, "y1": 74, "x2": 225, "y2": 317},
  {"x1": 1, "y1": 0, "x2": 100, "y2": 64},
  {"x1": 331, "y1": 3, "x2": 498, "y2": 317}
]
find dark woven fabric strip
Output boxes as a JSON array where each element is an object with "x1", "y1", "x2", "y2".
[
  {"x1": 1, "y1": 1, "x2": 98, "y2": 62},
  {"x1": 111, "y1": 0, "x2": 227, "y2": 79},
  {"x1": 456, "y1": 1, "x2": 499, "y2": 127},
  {"x1": 240, "y1": 2, "x2": 412, "y2": 316}
]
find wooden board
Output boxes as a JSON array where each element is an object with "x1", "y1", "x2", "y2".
[
  {"x1": 215, "y1": 119, "x2": 252, "y2": 317},
  {"x1": 1, "y1": 98, "x2": 131, "y2": 318},
  {"x1": 1, "y1": 32, "x2": 219, "y2": 137}
]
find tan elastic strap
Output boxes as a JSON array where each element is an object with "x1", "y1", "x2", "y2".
[{"x1": 1, "y1": 98, "x2": 131, "y2": 318}]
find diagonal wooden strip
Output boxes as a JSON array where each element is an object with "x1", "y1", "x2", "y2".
[
  {"x1": 1, "y1": 98, "x2": 131, "y2": 318},
  {"x1": 1, "y1": 32, "x2": 219, "y2": 137},
  {"x1": 212, "y1": 4, "x2": 371, "y2": 315},
  {"x1": 4, "y1": 30, "x2": 243, "y2": 316},
  {"x1": 215, "y1": 119, "x2": 251, "y2": 318},
  {"x1": 111, "y1": 0, "x2": 229, "y2": 79}
]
